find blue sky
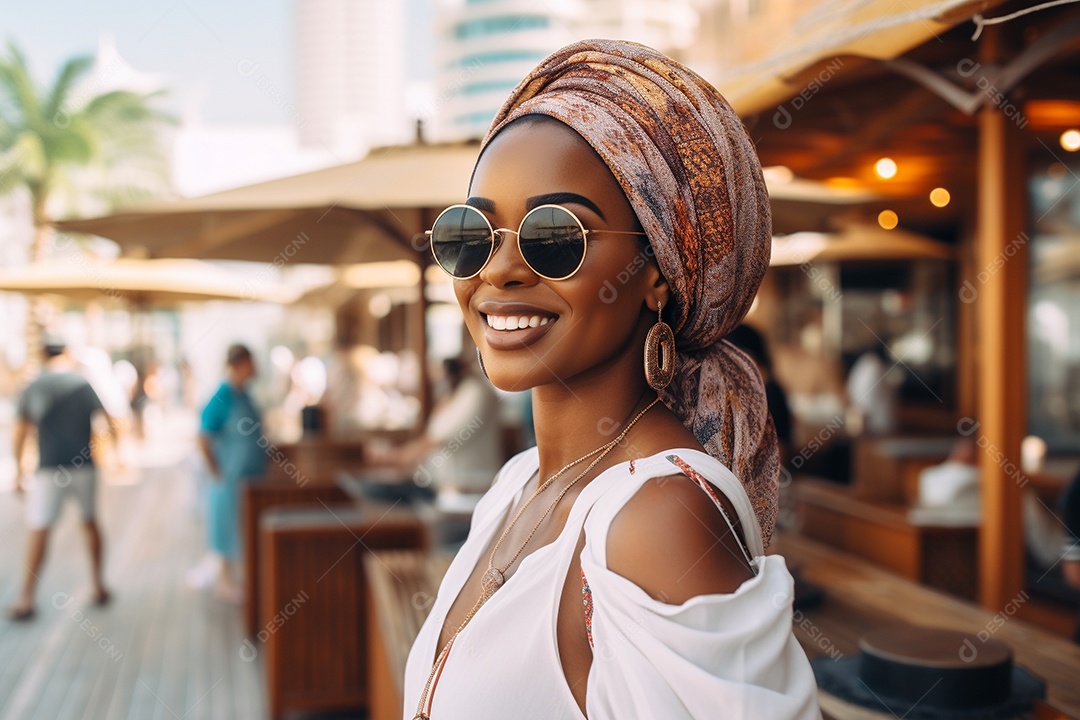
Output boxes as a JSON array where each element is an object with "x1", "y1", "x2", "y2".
[{"x1": 4, "y1": 0, "x2": 432, "y2": 124}]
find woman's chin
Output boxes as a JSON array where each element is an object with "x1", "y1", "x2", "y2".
[{"x1": 482, "y1": 366, "x2": 540, "y2": 393}]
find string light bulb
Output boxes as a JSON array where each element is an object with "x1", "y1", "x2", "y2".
[
  {"x1": 875, "y1": 158, "x2": 898, "y2": 179},
  {"x1": 1061, "y1": 130, "x2": 1080, "y2": 152}
]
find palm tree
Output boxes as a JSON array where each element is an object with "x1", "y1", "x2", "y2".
[{"x1": 0, "y1": 40, "x2": 174, "y2": 371}]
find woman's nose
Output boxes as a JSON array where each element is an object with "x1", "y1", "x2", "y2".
[{"x1": 480, "y1": 229, "x2": 534, "y2": 286}]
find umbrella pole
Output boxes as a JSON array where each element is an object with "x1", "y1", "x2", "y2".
[{"x1": 416, "y1": 211, "x2": 433, "y2": 426}]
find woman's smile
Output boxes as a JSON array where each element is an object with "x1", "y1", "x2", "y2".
[{"x1": 475, "y1": 299, "x2": 560, "y2": 351}]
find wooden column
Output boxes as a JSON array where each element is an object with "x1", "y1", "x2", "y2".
[{"x1": 975, "y1": 29, "x2": 1028, "y2": 611}]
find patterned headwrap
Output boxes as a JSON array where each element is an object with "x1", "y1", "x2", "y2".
[{"x1": 481, "y1": 39, "x2": 780, "y2": 546}]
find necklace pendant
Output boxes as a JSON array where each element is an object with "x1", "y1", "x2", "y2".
[{"x1": 481, "y1": 567, "x2": 505, "y2": 596}]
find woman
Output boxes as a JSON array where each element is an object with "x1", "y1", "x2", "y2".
[
  {"x1": 197, "y1": 344, "x2": 266, "y2": 602},
  {"x1": 403, "y1": 40, "x2": 820, "y2": 719}
]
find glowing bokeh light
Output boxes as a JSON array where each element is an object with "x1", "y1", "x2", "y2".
[
  {"x1": 875, "y1": 158, "x2": 898, "y2": 179},
  {"x1": 878, "y1": 210, "x2": 899, "y2": 229},
  {"x1": 1060, "y1": 130, "x2": 1080, "y2": 152}
]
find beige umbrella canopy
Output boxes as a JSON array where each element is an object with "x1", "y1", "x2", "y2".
[
  {"x1": 293, "y1": 261, "x2": 426, "y2": 307},
  {"x1": 52, "y1": 143, "x2": 482, "y2": 264},
  {"x1": 771, "y1": 221, "x2": 955, "y2": 266},
  {"x1": 0, "y1": 257, "x2": 297, "y2": 306},
  {"x1": 52, "y1": 141, "x2": 880, "y2": 262}
]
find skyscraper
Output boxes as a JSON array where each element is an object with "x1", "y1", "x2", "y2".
[
  {"x1": 431, "y1": 0, "x2": 699, "y2": 142},
  {"x1": 296, "y1": 0, "x2": 410, "y2": 155}
]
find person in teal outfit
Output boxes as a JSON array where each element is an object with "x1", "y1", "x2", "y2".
[{"x1": 198, "y1": 344, "x2": 266, "y2": 602}]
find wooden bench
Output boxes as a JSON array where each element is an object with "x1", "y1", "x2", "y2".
[
  {"x1": 364, "y1": 551, "x2": 454, "y2": 720},
  {"x1": 795, "y1": 477, "x2": 978, "y2": 599},
  {"x1": 258, "y1": 504, "x2": 429, "y2": 720},
  {"x1": 851, "y1": 436, "x2": 956, "y2": 502},
  {"x1": 241, "y1": 480, "x2": 350, "y2": 637},
  {"x1": 774, "y1": 533, "x2": 1080, "y2": 719}
]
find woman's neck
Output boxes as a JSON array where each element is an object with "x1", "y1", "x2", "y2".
[{"x1": 530, "y1": 357, "x2": 654, "y2": 481}]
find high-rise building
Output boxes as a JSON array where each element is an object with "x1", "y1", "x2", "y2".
[
  {"x1": 296, "y1": 0, "x2": 410, "y2": 155},
  {"x1": 431, "y1": 0, "x2": 699, "y2": 142},
  {"x1": 429, "y1": 0, "x2": 573, "y2": 142}
]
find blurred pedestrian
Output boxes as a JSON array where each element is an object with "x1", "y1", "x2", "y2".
[
  {"x1": 195, "y1": 344, "x2": 266, "y2": 602},
  {"x1": 7, "y1": 338, "x2": 119, "y2": 621}
]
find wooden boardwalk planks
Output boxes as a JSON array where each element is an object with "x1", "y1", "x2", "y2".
[{"x1": 0, "y1": 463, "x2": 265, "y2": 720}]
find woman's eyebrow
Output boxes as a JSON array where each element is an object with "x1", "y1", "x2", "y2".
[
  {"x1": 465, "y1": 197, "x2": 496, "y2": 212},
  {"x1": 526, "y1": 192, "x2": 606, "y2": 220}
]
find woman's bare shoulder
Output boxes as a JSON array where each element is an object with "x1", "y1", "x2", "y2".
[{"x1": 606, "y1": 471, "x2": 754, "y2": 604}]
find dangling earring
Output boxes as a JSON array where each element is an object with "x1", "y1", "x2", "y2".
[
  {"x1": 476, "y1": 347, "x2": 489, "y2": 379},
  {"x1": 644, "y1": 301, "x2": 675, "y2": 390}
]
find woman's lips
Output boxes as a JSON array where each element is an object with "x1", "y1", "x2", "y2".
[{"x1": 479, "y1": 311, "x2": 559, "y2": 351}]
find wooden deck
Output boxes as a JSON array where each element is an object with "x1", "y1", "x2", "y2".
[{"x1": 0, "y1": 462, "x2": 269, "y2": 720}]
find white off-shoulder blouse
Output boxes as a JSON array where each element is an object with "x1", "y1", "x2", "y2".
[{"x1": 402, "y1": 447, "x2": 822, "y2": 720}]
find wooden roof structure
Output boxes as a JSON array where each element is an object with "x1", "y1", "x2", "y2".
[{"x1": 731, "y1": 0, "x2": 1080, "y2": 611}]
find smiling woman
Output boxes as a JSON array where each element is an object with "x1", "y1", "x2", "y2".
[{"x1": 403, "y1": 39, "x2": 821, "y2": 720}]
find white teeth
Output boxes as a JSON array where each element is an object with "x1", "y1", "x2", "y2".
[{"x1": 485, "y1": 314, "x2": 555, "y2": 331}]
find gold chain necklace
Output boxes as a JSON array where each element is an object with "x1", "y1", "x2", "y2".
[{"x1": 412, "y1": 396, "x2": 661, "y2": 720}]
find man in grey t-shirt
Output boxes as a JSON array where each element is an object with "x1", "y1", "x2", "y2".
[{"x1": 7, "y1": 340, "x2": 118, "y2": 621}]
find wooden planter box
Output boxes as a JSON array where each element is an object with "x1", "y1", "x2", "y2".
[{"x1": 258, "y1": 504, "x2": 428, "y2": 720}]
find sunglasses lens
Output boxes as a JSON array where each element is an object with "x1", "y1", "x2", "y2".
[
  {"x1": 430, "y1": 206, "x2": 493, "y2": 278},
  {"x1": 519, "y1": 206, "x2": 585, "y2": 279}
]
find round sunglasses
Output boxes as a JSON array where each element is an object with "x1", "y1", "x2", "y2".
[{"x1": 426, "y1": 203, "x2": 648, "y2": 280}]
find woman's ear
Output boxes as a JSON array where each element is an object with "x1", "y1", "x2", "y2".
[{"x1": 642, "y1": 261, "x2": 670, "y2": 315}]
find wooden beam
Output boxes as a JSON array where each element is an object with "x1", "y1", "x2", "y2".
[{"x1": 975, "y1": 27, "x2": 1028, "y2": 611}]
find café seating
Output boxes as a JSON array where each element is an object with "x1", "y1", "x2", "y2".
[
  {"x1": 796, "y1": 477, "x2": 978, "y2": 599},
  {"x1": 795, "y1": 436, "x2": 978, "y2": 599}
]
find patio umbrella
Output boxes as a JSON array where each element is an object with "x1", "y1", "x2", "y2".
[
  {"x1": 0, "y1": 256, "x2": 297, "y2": 306},
  {"x1": 52, "y1": 142, "x2": 880, "y2": 262},
  {"x1": 771, "y1": 222, "x2": 954, "y2": 266},
  {"x1": 52, "y1": 143, "x2": 482, "y2": 264}
]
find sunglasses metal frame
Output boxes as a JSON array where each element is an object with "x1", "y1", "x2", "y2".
[{"x1": 425, "y1": 203, "x2": 648, "y2": 281}]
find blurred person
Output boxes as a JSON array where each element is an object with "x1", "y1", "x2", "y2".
[
  {"x1": 370, "y1": 356, "x2": 501, "y2": 518},
  {"x1": 7, "y1": 338, "x2": 119, "y2": 621},
  {"x1": 845, "y1": 343, "x2": 901, "y2": 436},
  {"x1": 193, "y1": 344, "x2": 266, "y2": 602},
  {"x1": 909, "y1": 440, "x2": 980, "y2": 525},
  {"x1": 321, "y1": 343, "x2": 366, "y2": 437}
]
